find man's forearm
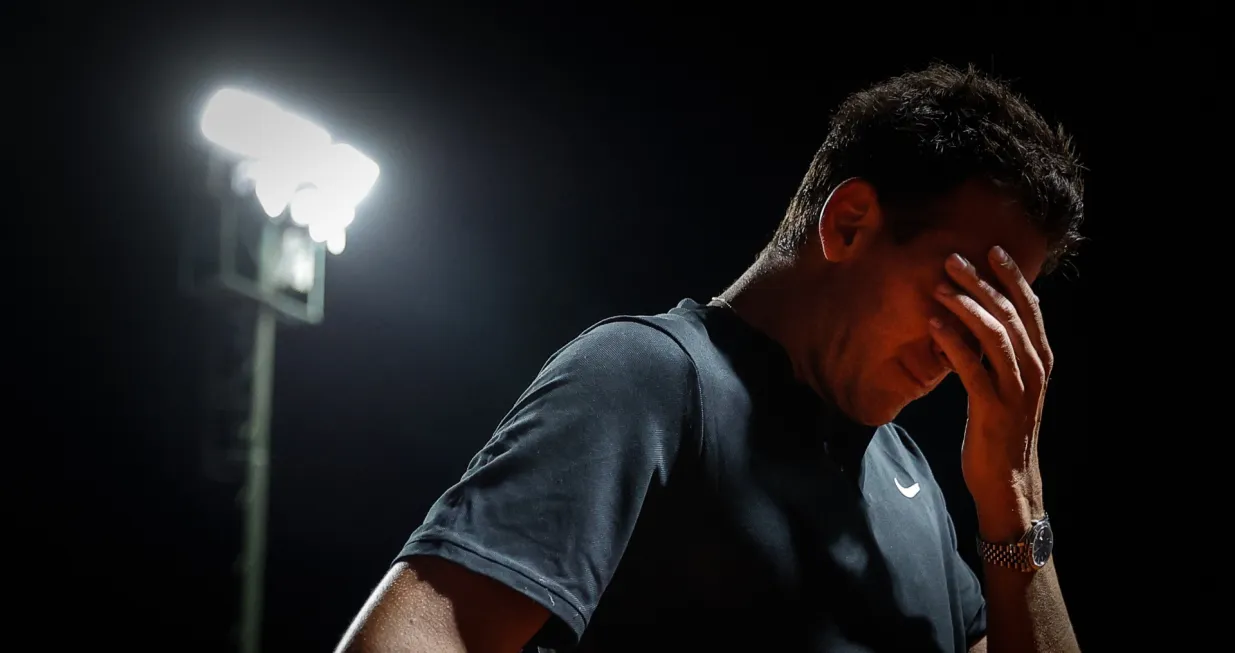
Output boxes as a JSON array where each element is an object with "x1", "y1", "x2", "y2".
[
  {"x1": 984, "y1": 559, "x2": 1078, "y2": 652},
  {"x1": 979, "y1": 509, "x2": 1080, "y2": 653}
]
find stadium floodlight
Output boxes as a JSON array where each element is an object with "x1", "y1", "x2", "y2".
[
  {"x1": 201, "y1": 88, "x2": 331, "y2": 161},
  {"x1": 191, "y1": 86, "x2": 383, "y2": 653},
  {"x1": 200, "y1": 87, "x2": 379, "y2": 254}
]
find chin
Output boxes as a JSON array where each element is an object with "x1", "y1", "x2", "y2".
[{"x1": 841, "y1": 392, "x2": 907, "y2": 427}]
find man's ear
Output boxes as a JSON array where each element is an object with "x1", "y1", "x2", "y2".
[{"x1": 817, "y1": 178, "x2": 883, "y2": 263}]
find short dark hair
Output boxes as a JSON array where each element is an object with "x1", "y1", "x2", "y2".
[{"x1": 768, "y1": 63, "x2": 1085, "y2": 275}]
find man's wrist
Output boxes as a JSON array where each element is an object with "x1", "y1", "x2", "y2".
[{"x1": 975, "y1": 494, "x2": 1044, "y2": 543}]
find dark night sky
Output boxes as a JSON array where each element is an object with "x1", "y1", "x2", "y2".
[{"x1": 17, "y1": 4, "x2": 1225, "y2": 651}]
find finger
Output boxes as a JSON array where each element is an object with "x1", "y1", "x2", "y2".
[
  {"x1": 929, "y1": 316, "x2": 995, "y2": 401},
  {"x1": 944, "y1": 252, "x2": 1042, "y2": 387},
  {"x1": 935, "y1": 280, "x2": 1022, "y2": 396},
  {"x1": 987, "y1": 246, "x2": 1053, "y2": 377}
]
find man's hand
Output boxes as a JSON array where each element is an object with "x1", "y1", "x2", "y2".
[
  {"x1": 929, "y1": 246, "x2": 1051, "y2": 542},
  {"x1": 930, "y1": 246, "x2": 1080, "y2": 653}
]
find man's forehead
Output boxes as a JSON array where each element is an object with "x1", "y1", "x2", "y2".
[
  {"x1": 926, "y1": 182, "x2": 1049, "y2": 283},
  {"x1": 928, "y1": 231, "x2": 1047, "y2": 285}
]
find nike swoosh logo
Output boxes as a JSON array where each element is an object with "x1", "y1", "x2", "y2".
[{"x1": 894, "y1": 477, "x2": 921, "y2": 498}]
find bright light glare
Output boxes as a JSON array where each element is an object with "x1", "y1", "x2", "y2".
[
  {"x1": 201, "y1": 88, "x2": 331, "y2": 162},
  {"x1": 289, "y1": 187, "x2": 324, "y2": 226},
  {"x1": 309, "y1": 143, "x2": 381, "y2": 208},
  {"x1": 275, "y1": 228, "x2": 317, "y2": 293},
  {"x1": 307, "y1": 220, "x2": 346, "y2": 254},
  {"x1": 248, "y1": 160, "x2": 302, "y2": 218},
  {"x1": 231, "y1": 160, "x2": 257, "y2": 196},
  {"x1": 326, "y1": 229, "x2": 346, "y2": 255},
  {"x1": 290, "y1": 186, "x2": 355, "y2": 230},
  {"x1": 201, "y1": 87, "x2": 379, "y2": 254},
  {"x1": 308, "y1": 221, "x2": 330, "y2": 243}
]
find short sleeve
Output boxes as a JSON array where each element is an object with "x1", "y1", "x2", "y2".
[
  {"x1": 395, "y1": 319, "x2": 698, "y2": 647},
  {"x1": 945, "y1": 511, "x2": 988, "y2": 647},
  {"x1": 888, "y1": 422, "x2": 986, "y2": 647}
]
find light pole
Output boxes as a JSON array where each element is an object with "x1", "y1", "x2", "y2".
[{"x1": 187, "y1": 87, "x2": 380, "y2": 653}]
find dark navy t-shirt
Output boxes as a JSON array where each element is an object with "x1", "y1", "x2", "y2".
[{"x1": 397, "y1": 299, "x2": 986, "y2": 652}]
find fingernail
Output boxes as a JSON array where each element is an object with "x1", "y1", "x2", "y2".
[
  {"x1": 946, "y1": 253, "x2": 968, "y2": 270},
  {"x1": 936, "y1": 283, "x2": 955, "y2": 296},
  {"x1": 929, "y1": 316, "x2": 944, "y2": 329},
  {"x1": 991, "y1": 246, "x2": 1009, "y2": 263}
]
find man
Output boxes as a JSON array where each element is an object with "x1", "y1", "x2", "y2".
[{"x1": 337, "y1": 64, "x2": 1083, "y2": 652}]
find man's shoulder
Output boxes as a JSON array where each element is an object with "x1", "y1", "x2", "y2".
[
  {"x1": 879, "y1": 422, "x2": 927, "y2": 460},
  {"x1": 555, "y1": 302, "x2": 709, "y2": 368},
  {"x1": 872, "y1": 422, "x2": 940, "y2": 484},
  {"x1": 542, "y1": 311, "x2": 701, "y2": 387}
]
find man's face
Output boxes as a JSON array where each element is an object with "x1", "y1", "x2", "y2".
[{"x1": 818, "y1": 180, "x2": 1050, "y2": 426}]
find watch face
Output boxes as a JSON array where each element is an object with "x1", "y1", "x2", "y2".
[{"x1": 1031, "y1": 521, "x2": 1054, "y2": 567}]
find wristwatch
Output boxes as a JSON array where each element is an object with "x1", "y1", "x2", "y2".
[{"x1": 977, "y1": 513, "x2": 1053, "y2": 572}]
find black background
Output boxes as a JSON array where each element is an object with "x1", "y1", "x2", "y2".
[{"x1": 16, "y1": 3, "x2": 1224, "y2": 651}]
